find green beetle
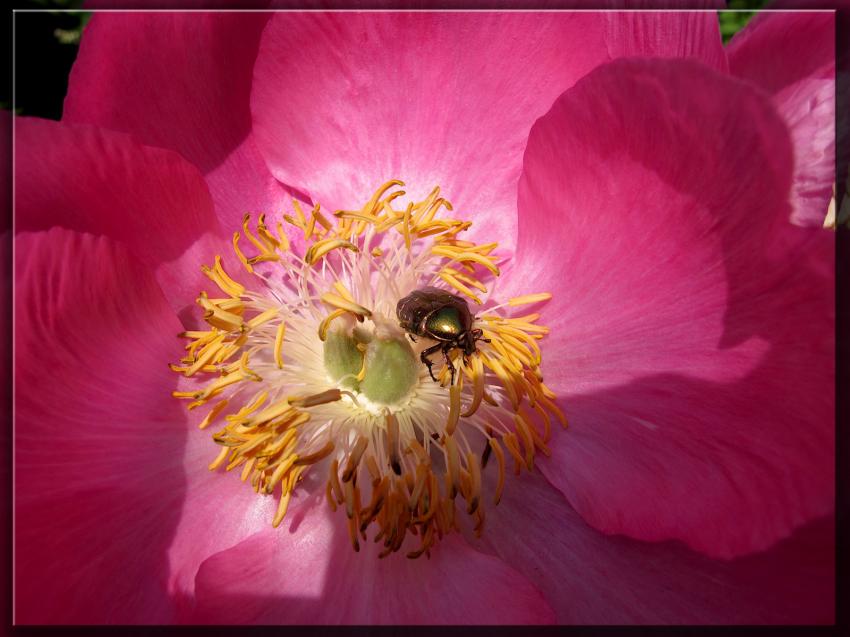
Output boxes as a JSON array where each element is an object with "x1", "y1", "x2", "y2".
[{"x1": 396, "y1": 286, "x2": 488, "y2": 385}]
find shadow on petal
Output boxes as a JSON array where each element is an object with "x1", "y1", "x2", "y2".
[
  {"x1": 183, "y1": 498, "x2": 555, "y2": 625},
  {"x1": 463, "y1": 468, "x2": 834, "y2": 624},
  {"x1": 15, "y1": 229, "x2": 189, "y2": 623}
]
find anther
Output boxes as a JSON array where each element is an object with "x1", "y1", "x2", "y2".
[
  {"x1": 289, "y1": 388, "x2": 342, "y2": 408},
  {"x1": 386, "y1": 412, "x2": 401, "y2": 475},
  {"x1": 446, "y1": 384, "x2": 461, "y2": 436},
  {"x1": 173, "y1": 178, "x2": 562, "y2": 557},
  {"x1": 342, "y1": 436, "x2": 369, "y2": 483},
  {"x1": 320, "y1": 292, "x2": 372, "y2": 318}
]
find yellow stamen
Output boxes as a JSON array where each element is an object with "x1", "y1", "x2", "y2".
[
  {"x1": 502, "y1": 433, "x2": 525, "y2": 475},
  {"x1": 202, "y1": 255, "x2": 245, "y2": 298},
  {"x1": 431, "y1": 246, "x2": 500, "y2": 276},
  {"x1": 290, "y1": 199, "x2": 308, "y2": 230},
  {"x1": 513, "y1": 414, "x2": 536, "y2": 470},
  {"x1": 342, "y1": 436, "x2": 369, "y2": 483},
  {"x1": 402, "y1": 202, "x2": 413, "y2": 251},
  {"x1": 462, "y1": 354, "x2": 485, "y2": 417},
  {"x1": 444, "y1": 435, "x2": 461, "y2": 500},
  {"x1": 228, "y1": 391, "x2": 268, "y2": 423},
  {"x1": 208, "y1": 446, "x2": 229, "y2": 471},
  {"x1": 438, "y1": 270, "x2": 483, "y2": 304},
  {"x1": 365, "y1": 454, "x2": 381, "y2": 483},
  {"x1": 251, "y1": 399, "x2": 297, "y2": 427},
  {"x1": 538, "y1": 394, "x2": 568, "y2": 428},
  {"x1": 407, "y1": 440, "x2": 429, "y2": 465},
  {"x1": 184, "y1": 333, "x2": 226, "y2": 376},
  {"x1": 247, "y1": 308, "x2": 279, "y2": 330},
  {"x1": 328, "y1": 459, "x2": 343, "y2": 504},
  {"x1": 320, "y1": 293, "x2": 371, "y2": 318},
  {"x1": 197, "y1": 293, "x2": 243, "y2": 332},
  {"x1": 362, "y1": 179, "x2": 405, "y2": 216},
  {"x1": 267, "y1": 454, "x2": 299, "y2": 494},
  {"x1": 289, "y1": 388, "x2": 342, "y2": 408},
  {"x1": 465, "y1": 451, "x2": 481, "y2": 514},
  {"x1": 326, "y1": 480, "x2": 338, "y2": 512},
  {"x1": 335, "y1": 210, "x2": 379, "y2": 224},
  {"x1": 355, "y1": 354, "x2": 368, "y2": 381},
  {"x1": 442, "y1": 266, "x2": 487, "y2": 292},
  {"x1": 272, "y1": 490, "x2": 293, "y2": 528},
  {"x1": 386, "y1": 412, "x2": 401, "y2": 475},
  {"x1": 508, "y1": 292, "x2": 552, "y2": 306},
  {"x1": 241, "y1": 214, "x2": 270, "y2": 255},
  {"x1": 294, "y1": 441, "x2": 335, "y2": 465},
  {"x1": 247, "y1": 253, "x2": 281, "y2": 265},
  {"x1": 318, "y1": 308, "x2": 349, "y2": 342},
  {"x1": 231, "y1": 232, "x2": 253, "y2": 274},
  {"x1": 179, "y1": 330, "x2": 212, "y2": 340},
  {"x1": 256, "y1": 215, "x2": 282, "y2": 252},
  {"x1": 275, "y1": 221, "x2": 291, "y2": 251},
  {"x1": 274, "y1": 321, "x2": 286, "y2": 368},
  {"x1": 172, "y1": 179, "x2": 561, "y2": 558},
  {"x1": 446, "y1": 383, "x2": 461, "y2": 436},
  {"x1": 240, "y1": 457, "x2": 256, "y2": 482},
  {"x1": 199, "y1": 399, "x2": 229, "y2": 430},
  {"x1": 306, "y1": 238, "x2": 359, "y2": 265}
]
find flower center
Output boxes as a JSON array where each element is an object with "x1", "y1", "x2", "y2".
[{"x1": 171, "y1": 180, "x2": 566, "y2": 558}]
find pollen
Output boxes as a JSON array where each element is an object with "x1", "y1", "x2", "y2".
[{"x1": 171, "y1": 180, "x2": 565, "y2": 559}]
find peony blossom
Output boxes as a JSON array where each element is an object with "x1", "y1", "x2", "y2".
[{"x1": 13, "y1": 9, "x2": 835, "y2": 624}]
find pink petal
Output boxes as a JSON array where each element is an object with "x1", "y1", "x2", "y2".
[
  {"x1": 465, "y1": 470, "x2": 834, "y2": 624},
  {"x1": 0, "y1": 232, "x2": 10, "y2": 606},
  {"x1": 14, "y1": 117, "x2": 225, "y2": 320},
  {"x1": 251, "y1": 11, "x2": 724, "y2": 251},
  {"x1": 164, "y1": 378, "x2": 278, "y2": 600},
  {"x1": 1, "y1": 110, "x2": 9, "y2": 232},
  {"x1": 728, "y1": 10, "x2": 835, "y2": 227},
  {"x1": 185, "y1": 502, "x2": 555, "y2": 624},
  {"x1": 15, "y1": 228, "x2": 187, "y2": 623},
  {"x1": 507, "y1": 58, "x2": 834, "y2": 558},
  {"x1": 0, "y1": 111, "x2": 9, "y2": 597},
  {"x1": 64, "y1": 12, "x2": 289, "y2": 232},
  {"x1": 606, "y1": 10, "x2": 727, "y2": 73}
]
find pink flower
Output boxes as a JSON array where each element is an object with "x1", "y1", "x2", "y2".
[{"x1": 14, "y1": 10, "x2": 834, "y2": 624}]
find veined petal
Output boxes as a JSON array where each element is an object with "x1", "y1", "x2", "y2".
[
  {"x1": 165, "y1": 376, "x2": 278, "y2": 599},
  {"x1": 63, "y1": 12, "x2": 289, "y2": 231},
  {"x1": 15, "y1": 229, "x2": 187, "y2": 623},
  {"x1": 184, "y1": 503, "x2": 555, "y2": 624},
  {"x1": 251, "y1": 11, "x2": 724, "y2": 253},
  {"x1": 466, "y1": 470, "x2": 834, "y2": 624},
  {"x1": 14, "y1": 117, "x2": 228, "y2": 320},
  {"x1": 605, "y1": 10, "x2": 726, "y2": 73},
  {"x1": 507, "y1": 58, "x2": 833, "y2": 558},
  {"x1": 1, "y1": 110, "x2": 9, "y2": 232},
  {"x1": 728, "y1": 10, "x2": 835, "y2": 227}
]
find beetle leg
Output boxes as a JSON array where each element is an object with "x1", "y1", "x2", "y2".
[
  {"x1": 471, "y1": 328, "x2": 490, "y2": 345},
  {"x1": 443, "y1": 343, "x2": 456, "y2": 386},
  {"x1": 409, "y1": 334, "x2": 417, "y2": 343},
  {"x1": 420, "y1": 343, "x2": 444, "y2": 382}
]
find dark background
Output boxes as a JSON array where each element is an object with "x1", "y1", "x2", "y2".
[{"x1": 9, "y1": 1, "x2": 89, "y2": 119}]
